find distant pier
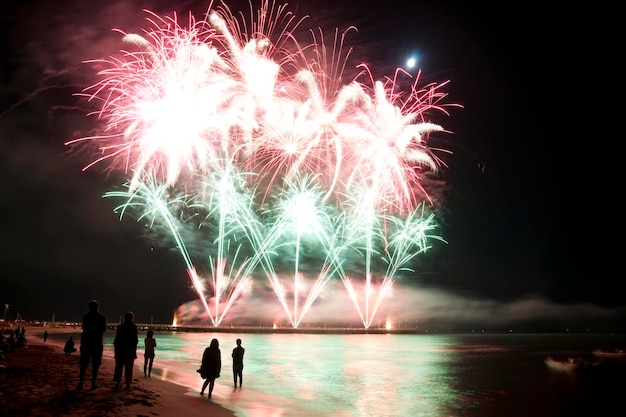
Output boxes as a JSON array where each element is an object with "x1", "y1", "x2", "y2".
[{"x1": 107, "y1": 323, "x2": 421, "y2": 334}]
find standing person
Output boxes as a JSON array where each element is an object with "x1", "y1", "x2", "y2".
[
  {"x1": 113, "y1": 311, "x2": 138, "y2": 390},
  {"x1": 143, "y1": 329, "x2": 157, "y2": 377},
  {"x1": 43, "y1": 330, "x2": 48, "y2": 343},
  {"x1": 199, "y1": 338, "x2": 221, "y2": 398},
  {"x1": 232, "y1": 338, "x2": 245, "y2": 387},
  {"x1": 64, "y1": 336, "x2": 77, "y2": 355},
  {"x1": 78, "y1": 299, "x2": 107, "y2": 391}
]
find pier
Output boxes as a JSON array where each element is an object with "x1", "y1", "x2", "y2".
[{"x1": 107, "y1": 323, "x2": 421, "y2": 334}]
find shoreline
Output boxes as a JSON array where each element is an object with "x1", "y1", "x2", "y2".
[{"x1": 0, "y1": 327, "x2": 237, "y2": 417}]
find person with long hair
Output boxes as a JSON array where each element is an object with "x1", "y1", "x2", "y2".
[
  {"x1": 143, "y1": 329, "x2": 157, "y2": 377},
  {"x1": 199, "y1": 338, "x2": 221, "y2": 398}
]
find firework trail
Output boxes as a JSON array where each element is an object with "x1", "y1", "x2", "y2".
[
  {"x1": 262, "y1": 175, "x2": 337, "y2": 327},
  {"x1": 67, "y1": 0, "x2": 457, "y2": 328}
]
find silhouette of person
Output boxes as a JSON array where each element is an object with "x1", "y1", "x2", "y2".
[
  {"x1": 199, "y1": 338, "x2": 221, "y2": 398},
  {"x1": 113, "y1": 311, "x2": 138, "y2": 390},
  {"x1": 6, "y1": 333, "x2": 16, "y2": 352},
  {"x1": 143, "y1": 329, "x2": 157, "y2": 377},
  {"x1": 64, "y1": 336, "x2": 77, "y2": 355},
  {"x1": 78, "y1": 299, "x2": 107, "y2": 391},
  {"x1": 14, "y1": 327, "x2": 25, "y2": 348},
  {"x1": 232, "y1": 338, "x2": 245, "y2": 387},
  {"x1": 43, "y1": 330, "x2": 48, "y2": 343}
]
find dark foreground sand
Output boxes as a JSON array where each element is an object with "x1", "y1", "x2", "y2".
[{"x1": 0, "y1": 328, "x2": 236, "y2": 417}]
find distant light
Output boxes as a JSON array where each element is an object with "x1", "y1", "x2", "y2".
[{"x1": 406, "y1": 56, "x2": 417, "y2": 69}]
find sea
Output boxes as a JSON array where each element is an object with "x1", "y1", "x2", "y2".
[{"x1": 48, "y1": 331, "x2": 626, "y2": 417}]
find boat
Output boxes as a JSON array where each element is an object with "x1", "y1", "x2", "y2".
[
  {"x1": 592, "y1": 348, "x2": 626, "y2": 359},
  {"x1": 544, "y1": 355, "x2": 604, "y2": 373},
  {"x1": 544, "y1": 356, "x2": 582, "y2": 372}
]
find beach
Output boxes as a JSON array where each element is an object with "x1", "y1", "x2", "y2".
[{"x1": 0, "y1": 327, "x2": 236, "y2": 417}]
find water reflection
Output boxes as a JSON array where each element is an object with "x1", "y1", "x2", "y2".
[
  {"x1": 92, "y1": 332, "x2": 626, "y2": 417},
  {"x1": 101, "y1": 332, "x2": 461, "y2": 416}
]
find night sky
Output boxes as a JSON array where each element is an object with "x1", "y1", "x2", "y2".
[{"x1": 1, "y1": 0, "x2": 621, "y2": 331}]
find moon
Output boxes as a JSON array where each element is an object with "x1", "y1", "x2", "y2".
[{"x1": 405, "y1": 54, "x2": 419, "y2": 70}]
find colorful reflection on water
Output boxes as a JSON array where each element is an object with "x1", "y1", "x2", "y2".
[{"x1": 43, "y1": 331, "x2": 624, "y2": 417}]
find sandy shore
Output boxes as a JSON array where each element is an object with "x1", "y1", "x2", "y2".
[{"x1": 0, "y1": 327, "x2": 236, "y2": 417}]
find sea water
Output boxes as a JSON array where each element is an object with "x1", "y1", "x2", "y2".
[{"x1": 52, "y1": 331, "x2": 626, "y2": 417}]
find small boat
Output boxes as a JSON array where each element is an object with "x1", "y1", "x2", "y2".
[
  {"x1": 544, "y1": 356, "x2": 582, "y2": 372},
  {"x1": 592, "y1": 348, "x2": 626, "y2": 359}
]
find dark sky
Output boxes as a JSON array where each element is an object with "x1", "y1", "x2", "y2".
[{"x1": 1, "y1": 0, "x2": 621, "y2": 331}]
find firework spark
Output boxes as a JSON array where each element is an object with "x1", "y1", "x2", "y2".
[{"x1": 68, "y1": 0, "x2": 457, "y2": 328}]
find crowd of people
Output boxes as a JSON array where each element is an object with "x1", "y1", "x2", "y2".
[
  {"x1": 2, "y1": 299, "x2": 247, "y2": 403},
  {"x1": 0, "y1": 324, "x2": 27, "y2": 358},
  {"x1": 75, "y1": 299, "x2": 246, "y2": 399}
]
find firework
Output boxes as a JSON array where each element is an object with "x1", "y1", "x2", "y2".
[{"x1": 67, "y1": 0, "x2": 456, "y2": 328}]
